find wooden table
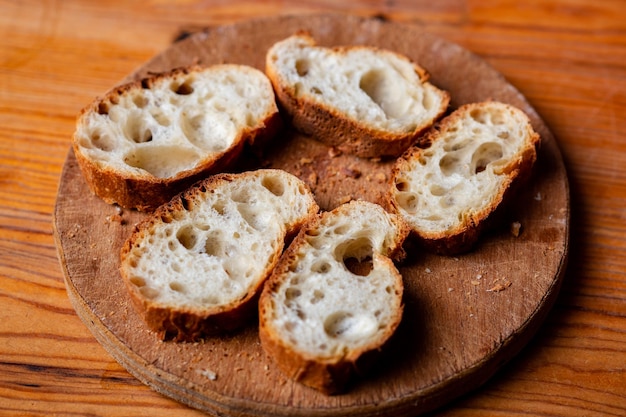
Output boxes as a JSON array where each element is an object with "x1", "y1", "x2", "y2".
[{"x1": 1, "y1": 1, "x2": 625, "y2": 415}]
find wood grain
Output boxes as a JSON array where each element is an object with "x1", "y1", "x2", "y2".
[
  {"x1": 53, "y1": 15, "x2": 568, "y2": 417},
  {"x1": 2, "y1": 1, "x2": 626, "y2": 416}
]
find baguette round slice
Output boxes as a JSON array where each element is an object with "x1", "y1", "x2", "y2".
[
  {"x1": 73, "y1": 64, "x2": 281, "y2": 211},
  {"x1": 386, "y1": 101, "x2": 541, "y2": 254},
  {"x1": 265, "y1": 33, "x2": 450, "y2": 158},
  {"x1": 259, "y1": 200, "x2": 409, "y2": 394},
  {"x1": 120, "y1": 169, "x2": 319, "y2": 341}
]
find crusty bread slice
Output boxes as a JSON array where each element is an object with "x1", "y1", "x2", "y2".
[
  {"x1": 265, "y1": 33, "x2": 450, "y2": 158},
  {"x1": 73, "y1": 65, "x2": 281, "y2": 211},
  {"x1": 258, "y1": 200, "x2": 409, "y2": 394},
  {"x1": 386, "y1": 101, "x2": 540, "y2": 254},
  {"x1": 120, "y1": 169, "x2": 319, "y2": 341}
]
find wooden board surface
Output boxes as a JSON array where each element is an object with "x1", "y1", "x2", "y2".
[{"x1": 53, "y1": 14, "x2": 569, "y2": 417}]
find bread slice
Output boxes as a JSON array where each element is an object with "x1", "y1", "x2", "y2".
[
  {"x1": 385, "y1": 101, "x2": 540, "y2": 254},
  {"x1": 119, "y1": 169, "x2": 319, "y2": 341},
  {"x1": 73, "y1": 65, "x2": 281, "y2": 211},
  {"x1": 258, "y1": 200, "x2": 409, "y2": 394},
  {"x1": 265, "y1": 33, "x2": 450, "y2": 158}
]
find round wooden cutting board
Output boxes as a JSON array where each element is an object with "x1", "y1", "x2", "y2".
[{"x1": 53, "y1": 14, "x2": 570, "y2": 417}]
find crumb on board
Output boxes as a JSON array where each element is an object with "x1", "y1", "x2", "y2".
[
  {"x1": 106, "y1": 206, "x2": 126, "y2": 225},
  {"x1": 487, "y1": 278, "x2": 512, "y2": 293},
  {"x1": 510, "y1": 221, "x2": 522, "y2": 237},
  {"x1": 197, "y1": 368, "x2": 217, "y2": 380},
  {"x1": 328, "y1": 147, "x2": 342, "y2": 158}
]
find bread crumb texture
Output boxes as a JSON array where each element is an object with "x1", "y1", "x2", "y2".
[
  {"x1": 121, "y1": 170, "x2": 317, "y2": 311},
  {"x1": 262, "y1": 201, "x2": 406, "y2": 359},
  {"x1": 74, "y1": 65, "x2": 276, "y2": 179},
  {"x1": 391, "y1": 101, "x2": 539, "y2": 237},
  {"x1": 267, "y1": 34, "x2": 446, "y2": 134}
]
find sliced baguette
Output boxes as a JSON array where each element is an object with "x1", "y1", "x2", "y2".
[
  {"x1": 259, "y1": 200, "x2": 409, "y2": 394},
  {"x1": 386, "y1": 101, "x2": 540, "y2": 254},
  {"x1": 120, "y1": 169, "x2": 319, "y2": 341},
  {"x1": 73, "y1": 65, "x2": 281, "y2": 211},
  {"x1": 265, "y1": 33, "x2": 450, "y2": 158}
]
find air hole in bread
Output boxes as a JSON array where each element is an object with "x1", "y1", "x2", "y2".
[
  {"x1": 335, "y1": 237, "x2": 374, "y2": 276},
  {"x1": 497, "y1": 130, "x2": 510, "y2": 139},
  {"x1": 88, "y1": 129, "x2": 115, "y2": 152},
  {"x1": 171, "y1": 79, "x2": 194, "y2": 95},
  {"x1": 124, "y1": 146, "x2": 201, "y2": 178},
  {"x1": 129, "y1": 276, "x2": 145, "y2": 287},
  {"x1": 202, "y1": 295, "x2": 220, "y2": 305},
  {"x1": 139, "y1": 286, "x2": 159, "y2": 300},
  {"x1": 195, "y1": 222, "x2": 210, "y2": 231},
  {"x1": 311, "y1": 289, "x2": 325, "y2": 304},
  {"x1": 471, "y1": 142, "x2": 504, "y2": 174},
  {"x1": 132, "y1": 94, "x2": 148, "y2": 108},
  {"x1": 333, "y1": 224, "x2": 350, "y2": 235},
  {"x1": 180, "y1": 112, "x2": 232, "y2": 153},
  {"x1": 261, "y1": 175, "x2": 285, "y2": 196},
  {"x1": 311, "y1": 86, "x2": 322, "y2": 95},
  {"x1": 395, "y1": 179, "x2": 410, "y2": 192},
  {"x1": 344, "y1": 256, "x2": 373, "y2": 276},
  {"x1": 324, "y1": 311, "x2": 377, "y2": 340},
  {"x1": 245, "y1": 112, "x2": 257, "y2": 127},
  {"x1": 169, "y1": 281, "x2": 184, "y2": 293},
  {"x1": 429, "y1": 184, "x2": 447, "y2": 196},
  {"x1": 396, "y1": 192, "x2": 419, "y2": 214},
  {"x1": 311, "y1": 260, "x2": 331, "y2": 274},
  {"x1": 237, "y1": 203, "x2": 267, "y2": 231},
  {"x1": 125, "y1": 117, "x2": 153, "y2": 143},
  {"x1": 204, "y1": 232, "x2": 223, "y2": 257},
  {"x1": 440, "y1": 195, "x2": 455, "y2": 208},
  {"x1": 439, "y1": 154, "x2": 462, "y2": 176},
  {"x1": 176, "y1": 225, "x2": 197, "y2": 250},
  {"x1": 181, "y1": 198, "x2": 194, "y2": 212},
  {"x1": 295, "y1": 58, "x2": 310, "y2": 76},
  {"x1": 285, "y1": 287, "x2": 301, "y2": 300},
  {"x1": 97, "y1": 102, "x2": 109, "y2": 115},
  {"x1": 491, "y1": 111, "x2": 505, "y2": 125},
  {"x1": 359, "y1": 69, "x2": 409, "y2": 119},
  {"x1": 212, "y1": 201, "x2": 226, "y2": 215},
  {"x1": 294, "y1": 82, "x2": 304, "y2": 97},
  {"x1": 470, "y1": 108, "x2": 489, "y2": 124}
]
